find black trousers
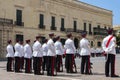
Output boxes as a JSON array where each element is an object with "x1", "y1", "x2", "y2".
[
  {"x1": 25, "y1": 58, "x2": 32, "y2": 73},
  {"x1": 21, "y1": 57, "x2": 24, "y2": 69},
  {"x1": 47, "y1": 56, "x2": 56, "y2": 76},
  {"x1": 33, "y1": 57, "x2": 42, "y2": 75},
  {"x1": 56, "y1": 55, "x2": 63, "y2": 72},
  {"x1": 105, "y1": 54, "x2": 115, "y2": 76},
  {"x1": 65, "y1": 54, "x2": 74, "y2": 73},
  {"x1": 81, "y1": 56, "x2": 90, "y2": 74},
  {"x1": 42, "y1": 56, "x2": 48, "y2": 71},
  {"x1": 7, "y1": 57, "x2": 13, "y2": 71},
  {"x1": 15, "y1": 57, "x2": 21, "y2": 72}
]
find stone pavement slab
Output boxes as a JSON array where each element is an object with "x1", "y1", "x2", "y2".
[{"x1": 0, "y1": 55, "x2": 120, "y2": 80}]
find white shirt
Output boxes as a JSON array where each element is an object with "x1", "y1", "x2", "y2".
[
  {"x1": 47, "y1": 39, "x2": 56, "y2": 56},
  {"x1": 79, "y1": 38, "x2": 91, "y2": 56},
  {"x1": 64, "y1": 38, "x2": 76, "y2": 54},
  {"x1": 21, "y1": 45, "x2": 24, "y2": 57},
  {"x1": 42, "y1": 43, "x2": 48, "y2": 56},
  {"x1": 55, "y1": 41, "x2": 64, "y2": 55},
  {"x1": 14, "y1": 43, "x2": 22, "y2": 57},
  {"x1": 6, "y1": 44, "x2": 14, "y2": 57},
  {"x1": 91, "y1": 48, "x2": 95, "y2": 53},
  {"x1": 102, "y1": 35, "x2": 116, "y2": 55},
  {"x1": 24, "y1": 44, "x2": 32, "y2": 58},
  {"x1": 33, "y1": 41, "x2": 43, "y2": 57}
]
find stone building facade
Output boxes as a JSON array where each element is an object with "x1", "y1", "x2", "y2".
[{"x1": 0, "y1": 0, "x2": 112, "y2": 57}]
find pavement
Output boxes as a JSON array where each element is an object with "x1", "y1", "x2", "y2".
[{"x1": 0, "y1": 55, "x2": 120, "y2": 80}]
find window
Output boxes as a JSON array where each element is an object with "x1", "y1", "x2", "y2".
[
  {"x1": 61, "y1": 38, "x2": 66, "y2": 45},
  {"x1": 51, "y1": 16, "x2": 56, "y2": 30},
  {"x1": 84, "y1": 22, "x2": 86, "y2": 31},
  {"x1": 89, "y1": 23, "x2": 92, "y2": 33},
  {"x1": 51, "y1": 16, "x2": 55, "y2": 27},
  {"x1": 61, "y1": 18, "x2": 64, "y2": 28},
  {"x1": 97, "y1": 25, "x2": 100, "y2": 28},
  {"x1": 16, "y1": 9, "x2": 23, "y2": 26},
  {"x1": 39, "y1": 14, "x2": 44, "y2": 28},
  {"x1": 97, "y1": 41, "x2": 101, "y2": 47},
  {"x1": 74, "y1": 20, "x2": 77, "y2": 32},
  {"x1": 91, "y1": 41, "x2": 93, "y2": 47},
  {"x1": 16, "y1": 34, "x2": 24, "y2": 41}
]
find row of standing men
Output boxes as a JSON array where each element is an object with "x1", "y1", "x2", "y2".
[
  {"x1": 6, "y1": 29, "x2": 119, "y2": 77},
  {"x1": 6, "y1": 32, "x2": 90, "y2": 76}
]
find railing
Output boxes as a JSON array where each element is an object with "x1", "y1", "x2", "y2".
[
  {"x1": 93, "y1": 27, "x2": 107, "y2": 35},
  {"x1": 14, "y1": 21, "x2": 24, "y2": 26},
  {"x1": 65, "y1": 28, "x2": 74, "y2": 32},
  {"x1": 50, "y1": 26, "x2": 57, "y2": 30},
  {"x1": 38, "y1": 24, "x2": 46, "y2": 29},
  {"x1": 60, "y1": 27, "x2": 66, "y2": 31},
  {"x1": 0, "y1": 18, "x2": 13, "y2": 24}
]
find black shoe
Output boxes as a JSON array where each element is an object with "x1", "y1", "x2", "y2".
[
  {"x1": 111, "y1": 74, "x2": 119, "y2": 77},
  {"x1": 7, "y1": 70, "x2": 14, "y2": 72},
  {"x1": 106, "y1": 75, "x2": 109, "y2": 77}
]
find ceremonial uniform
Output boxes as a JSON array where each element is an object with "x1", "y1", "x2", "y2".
[
  {"x1": 33, "y1": 40, "x2": 43, "y2": 75},
  {"x1": 55, "y1": 40, "x2": 64, "y2": 72},
  {"x1": 14, "y1": 42, "x2": 22, "y2": 72},
  {"x1": 6, "y1": 41, "x2": 14, "y2": 72},
  {"x1": 47, "y1": 38, "x2": 56, "y2": 76},
  {"x1": 102, "y1": 35, "x2": 118, "y2": 77},
  {"x1": 91, "y1": 48, "x2": 95, "y2": 57},
  {"x1": 80, "y1": 32, "x2": 91, "y2": 74},
  {"x1": 24, "y1": 40, "x2": 32, "y2": 73},
  {"x1": 64, "y1": 38, "x2": 76, "y2": 73},
  {"x1": 42, "y1": 42, "x2": 48, "y2": 71},
  {"x1": 20, "y1": 44, "x2": 24, "y2": 69}
]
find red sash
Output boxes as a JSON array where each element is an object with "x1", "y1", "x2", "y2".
[{"x1": 106, "y1": 36, "x2": 113, "y2": 48}]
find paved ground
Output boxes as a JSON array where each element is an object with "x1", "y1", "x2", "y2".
[{"x1": 0, "y1": 55, "x2": 120, "y2": 80}]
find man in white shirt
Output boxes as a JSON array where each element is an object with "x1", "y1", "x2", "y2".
[
  {"x1": 42, "y1": 39, "x2": 48, "y2": 71},
  {"x1": 55, "y1": 36, "x2": 64, "y2": 72},
  {"x1": 102, "y1": 28, "x2": 119, "y2": 77},
  {"x1": 79, "y1": 31, "x2": 91, "y2": 75},
  {"x1": 24, "y1": 39, "x2": 32, "y2": 73},
  {"x1": 33, "y1": 36, "x2": 43, "y2": 75},
  {"x1": 64, "y1": 33, "x2": 76, "y2": 73},
  {"x1": 6, "y1": 40, "x2": 14, "y2": 72},
  {"x1": 20, "y1": 41, "x2": 24, "y2": 70},
  {"x1": 47, "y1": 33, "x2": 56, "y2": 76},
  {"x1": 14, "y1": 40, "x2": 22, "y2": 72}
]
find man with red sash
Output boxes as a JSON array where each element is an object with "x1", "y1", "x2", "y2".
[{"x1": 102, "y1": 28, "x2": 119, "y2": 77}]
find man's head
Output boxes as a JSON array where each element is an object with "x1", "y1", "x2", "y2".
[
  {"x1": 66, "y1": 33, "x2": 72, "y2": 39},
  {"x1": 107, "y1": 28, "x2": 113, "y2": 35},
  {"x1": 8, "y1": 40, "x2": 12, "y2": 44},
  {"x1": 81, "y1": 31, "x2": 87, "y2": 38},
  {"x1": 49, "y1": 33, "x2": 54, "y2": 39},
  {"x1": 26, "y1": 39, "x2": 30, "y2": 44}
]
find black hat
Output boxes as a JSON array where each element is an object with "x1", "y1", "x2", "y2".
[
  {"x1": 36, "y1": 36, "x2": 41, "y2": 39},
  {"x1": 43, "y1": 39, "x2": 48, "y2": 43},
  {"x1": 66, "y1": 33, "x2": 72, "y2": 38},
  {"x1": 55, "y1": 36, "x2": 60, "y2": 40},
  {"x1": 8, "y1": 40, "x2": 12, "y2": 44},
  {"x1": 26, "y1": 39, "x2": 30, "y2": 43},
  {"x1": 81, "y1": 31, "x2": 87, "y2": 37},
  {"x1": 107, "y1": 28, "x2": 113, "y2": 34},
  {"x1": 49, "y1": 33, "x2": 54, "y2": 37}
]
